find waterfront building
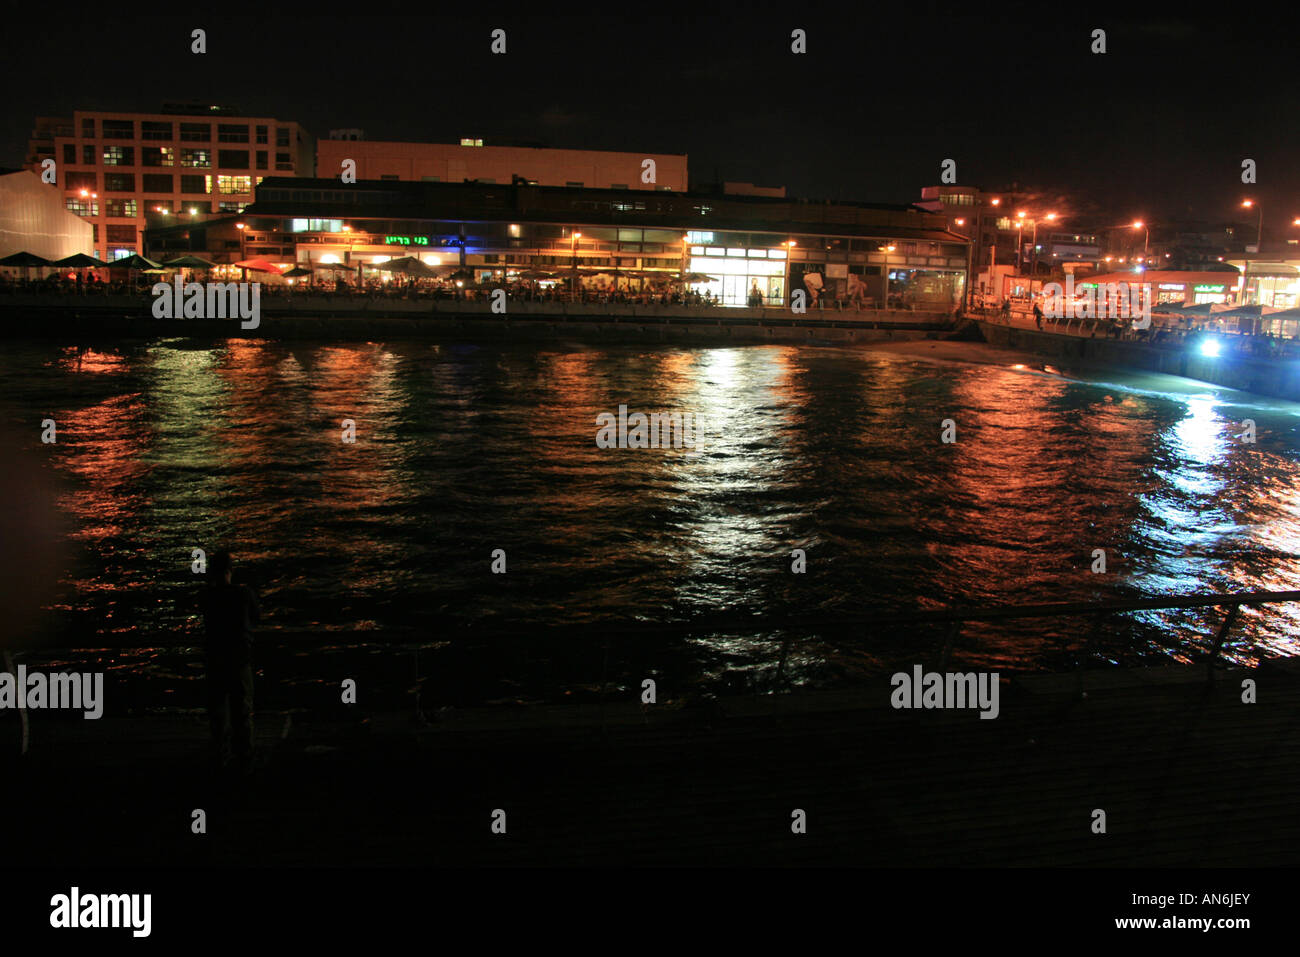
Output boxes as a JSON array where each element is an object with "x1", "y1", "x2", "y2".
[
  {"x1": 1074, "y1": 270, "x2": 1240, "y2": 307},
  {"x1": 1223, "y1": 254, "x2": 1300, "y2": 310},
  {"x1": 144, "y1": 178, "x2": 969, "y2": 309},
  {"x1": 919, "y1": 184, "x2": 1100, "y2": 301},
  {"x1": 316, "y1": 133, "x2": 687, "y2": 192},
  {"x1": 27, "y1": 105, "x2": 314, "y2": 261},
  {"x1": 0, "y1": 168, "x2": 93, "y2": 260}
]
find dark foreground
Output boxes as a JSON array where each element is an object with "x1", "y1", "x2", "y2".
[{"x1": 5, "y1": 658, "x2": 1298, "y2": 867}]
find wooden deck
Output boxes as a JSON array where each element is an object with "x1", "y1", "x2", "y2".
[{"x1": 5, "y1": 659, "x2": 1299, "y2": 867}]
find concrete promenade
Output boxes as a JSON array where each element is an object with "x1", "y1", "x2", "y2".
[{"x1": 5, "y1": 658, "x2": 1297, "y2": 867}]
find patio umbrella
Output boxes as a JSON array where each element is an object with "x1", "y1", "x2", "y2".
[
  {"x1": 282, "y1": 266, "x2": 314, "y2": 278},
  {"x1": 0, "y1": 251, "x2": 53, "y2": 282},
  {"x1": 0, "y1": 251, "x2": 53, "y2": 268},
  {"x1": 106, "y1": 254, "x2": 164, "y2": 270},
  {"x1": 375, "y1": 256, "x2": 443, "y2": 278},
  {"x1": 678, "y1": 272, "x2": 719, "y2": 283},
  {"x1": 162, "y1": 255, "x2": 216, "y2": 269},
  {"x1": 517, "y1": 268, "x2": 557, "y2": 280},
  {"x1": 1212, "y1": 304, "x2": 1277, "y2": 319},
  {"x1": 53, "y1": 253, "x2": 109, "y2": 268},
  {"x1": 234, "y1": 258, "x2": 285, "y2": 275}
]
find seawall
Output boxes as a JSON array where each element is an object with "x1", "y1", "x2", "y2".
[
  {"x1": 0, "y1": 294, "x2": 951, "y2": 346},
  {"x1": 978, "y1": 320, "x2": 1300, "y2": 402}
]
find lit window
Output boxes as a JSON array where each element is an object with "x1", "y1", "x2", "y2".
[{"x1": 217, "y1": 175, "x2": 252, "y2": 194}]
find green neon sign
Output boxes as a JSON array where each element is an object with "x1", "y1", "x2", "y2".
[{"x1": 385, "y1": 235, "x2": 429, "y2": 246}]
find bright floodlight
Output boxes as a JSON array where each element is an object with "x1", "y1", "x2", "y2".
[{"x1": 1200, "y1": 337, "x2": 1221, "y2": 358}]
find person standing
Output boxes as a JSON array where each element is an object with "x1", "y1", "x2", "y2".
[{"x1": 201, "y1": 551, "x2": 260, "y2": 773}]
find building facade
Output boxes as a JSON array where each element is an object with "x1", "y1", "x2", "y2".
[
  {"x1": 0, "y1": 169, "x2": 93, "y2": 260},
  {"x1": 145, "y1": 178, "x2": 969, "y2": 309},
  {"x1": 27, "y1": 105, "x2": 314, "y2": 260},
  {"x1": 316, "y1": 136, "x2": 687, "y2": 192},
  {"x1": 919, "y1": 184, "x2": 1101, "y2": 299}
]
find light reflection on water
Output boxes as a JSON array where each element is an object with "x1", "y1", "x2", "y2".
[{"x1": 3, "y1": 338, "x2": 1300, "y2": 711}]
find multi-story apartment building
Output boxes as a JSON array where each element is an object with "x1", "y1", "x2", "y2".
[
  {"x1": 27, "y1": 104, "x2": 314, "y2": 260},
  {"x1": 315, "y1": 133, "x2": 686, "y2": 192}
]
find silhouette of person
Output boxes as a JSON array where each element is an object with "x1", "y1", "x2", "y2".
[{"x1": 201, "y1": 550, "x2": 260, "y2": 772}]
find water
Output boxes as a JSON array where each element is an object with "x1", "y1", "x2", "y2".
[{"x1": 4, "y1": 338, "x2": 1300, "y2": 715}]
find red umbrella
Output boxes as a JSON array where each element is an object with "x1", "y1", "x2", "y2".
[{"x1": 233, "y1": 259, "x2": 285, "y2": 275}]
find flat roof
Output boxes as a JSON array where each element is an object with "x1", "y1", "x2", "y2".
[{"x1": 245, "y1": 178, "x2": 966, "y2": 242}]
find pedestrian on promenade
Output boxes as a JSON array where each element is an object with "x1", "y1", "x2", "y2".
[
  {"x1": 1033, "y1": 302, "x2": 1043, "y2": 329},
  {"x1": 201, "y1": 550, "x2": 260, "y2": 773}
]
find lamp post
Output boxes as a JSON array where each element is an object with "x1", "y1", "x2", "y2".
[
  {"x1": 1131, "y1": 220, "x2": 1149, "y2": 256},
  {"x1": 571, "y1": 230, "x2": 581, "y2": 299},
  {"x1": 1029, "y1": 212, "x2": 1058, "y2": 286},
  {"x1": 234, "y1": 221, "x2": 247, "y2": 282},
  {"x1": 1240, "y1": 200, "x2": 1262, "y2": 308},
  {"x1": 785, "y1": 239, "x2": 796, "y2": 307},
  {"x1": 954, "y1": 217, "x2": 973, "y2": 312},
  {"x1": 1016, "y1": 211, "x2": 1027, "y2": 277}
]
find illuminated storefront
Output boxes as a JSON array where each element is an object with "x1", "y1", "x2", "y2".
[
  {"x1": 146, "y1": 178, "x2": 970, "y2": 309},
  {"x1": 1225, "y1": 261, "x2": 1300, "y2": 309},
  {"x1": 1071, "y1": 271, "x2": 1238, "y2": 307},
  {"x1": 688, "y1": 233, "x2": 787, "y2": 305}
]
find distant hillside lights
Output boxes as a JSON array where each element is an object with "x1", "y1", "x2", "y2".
[
  {"x1": 596, "y1": 405, "x2": 704, "y2": 449},
  {"x1": 151, "y1": 276, "x2": 260, "y2": 329},
  {"x1": 1041, "y1": 274, "x2": 1151, "y2": 330}
]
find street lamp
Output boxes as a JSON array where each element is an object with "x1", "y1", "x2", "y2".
[
  {"x1": 1131, "y1": 220, "x2": 1149, "y2": 255},
  {"x1": 571, "y1": 230, "x2": 581, "y2": 298},
  {"x1": 1241, "y1": 200, "x2": 1263, "y2": 306},
  {"x1": 1029, "y1": 212, "x2": 1058, "y2": 280},
  {"x1": 952, "y1": 218, "x2": 975, "y2": 311},
  {"x1": 1016, "y1": 211, "x2": 1027, "y2": 274},
  {"x1": 234, "y1": 222, "x2": 247, "y2": 279}
]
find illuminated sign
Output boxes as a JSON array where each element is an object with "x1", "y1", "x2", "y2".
[
  {"x1": 1158, "y1": 283, "x2": 1185, "y2": 290},
  {"x1": 385, "y1": 235, "x2": 429, "y2": 246},
  {"x1": 1193, "y1": 284, "x2": 1226, "y2": 292}
]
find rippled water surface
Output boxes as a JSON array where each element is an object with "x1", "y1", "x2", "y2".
[{"x1": 4, "y1": 338, "x2": 1300, "y2": 713}]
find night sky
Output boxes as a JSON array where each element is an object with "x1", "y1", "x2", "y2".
[{"x1": 4, "y1": 8, "x2": 1298, "y2": 235}]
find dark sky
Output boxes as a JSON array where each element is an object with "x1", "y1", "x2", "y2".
[{"x1": 4, "y1": 7, "x2": 1298, "y2": 236}]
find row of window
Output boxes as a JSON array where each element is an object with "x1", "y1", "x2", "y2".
[
  {"x1": 85, "y1": 118, "x2": 291, "y2": 146},
  {"x1": 66, "y1": 172, "x2": 259, "y2": 194},
  {"x1": 61, "y1": 144, "x2": 292, "y2": 170}
]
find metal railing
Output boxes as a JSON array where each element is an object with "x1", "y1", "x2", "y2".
[{"x1": 772, "y1": 588, "x2": 1300, "y2": 688}]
